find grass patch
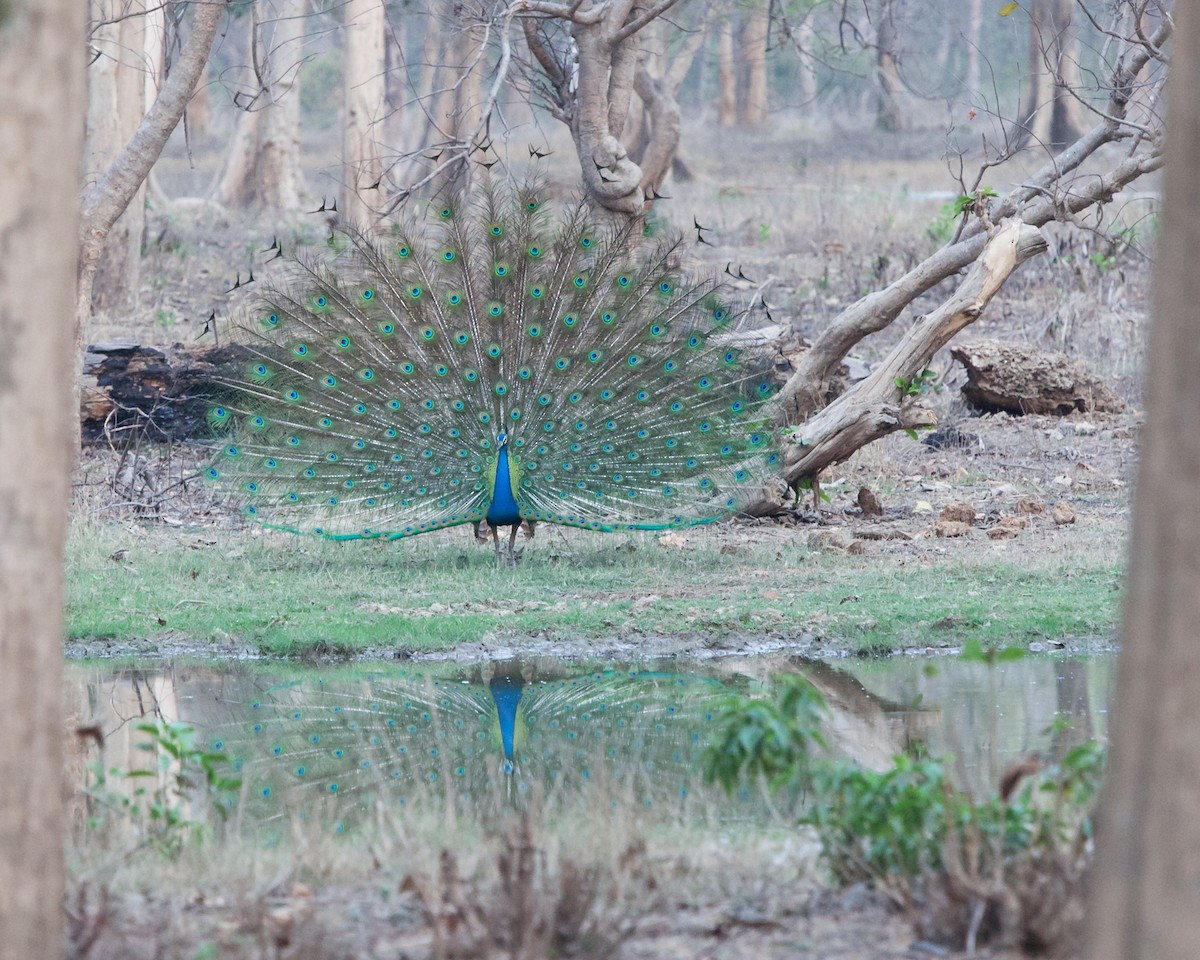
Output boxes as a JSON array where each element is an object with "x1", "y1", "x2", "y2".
[{"x1": 66, "y1": 520, "x2": 1124, "y2": 657}]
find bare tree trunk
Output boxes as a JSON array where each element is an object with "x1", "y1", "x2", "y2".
[
  {"x1": 964, "y1": 0, "x2": 983, "y2": 103},
  {"x1": 342, "y1": 0, "x2": 387, "y2": 221},
  {"x1": 737, "y1": 0, "x2": 768, "y2": 126},
  {"x1": 796, "y1": 13, "x2": 817, "y2": 108},
  {"x1": 1086, "y1": 4, "x2": 1200, "y2": 956},
  {"x1": 86, "y1": 0, "x2": 150, "y2": 316},
  {"x1": 0, "y1": 3, "x2": 83, "y2": 959},
  {"x1": 1019, "y1": 0, "x2": 1087, "y2": 149},
  {"x1": 716, "y1": 14, "x2": 736, "y2": 126},
  {"x1": 874, "y1": 0, "x2": 904, "y2": 131},
  {"x1": 211, "y1": 107, "x2": 262, "y2": 207},
  {"x1": 77, "y1": 0, "x2": 226, "y2": 442},
  {"x1": 257, "y1": 0, "x2": 311, "y2": 211}
]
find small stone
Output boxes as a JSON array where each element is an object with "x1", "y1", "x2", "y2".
[
  {"x1": 857, "y1": 486, "x2": 883, "y2": 517},
  {"x1": 987, "y1": 524, "x2": 1019, "y2": 540},
  {"x1": 938, "y1": 501, "x2": 976, "y2": 524},
  {"x1": 912, "y1": 500, "x2": 934, "y2": 515},
  {"x1": 1053, "y1": 502, "x2": 1078, "y2": 525},
  {"x1": 1016, "y1": 497, "x2": 1045, "y2": 515},
  {"x1": 935, "y1": 520, "x2": 971, "y2": 538}
]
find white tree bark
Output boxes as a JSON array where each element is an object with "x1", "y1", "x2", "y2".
[
  {"x1": 86, "y1": 0, "x2": 150, "y2": 316},
  {"x1": 342, "y1": 0, "x2": 387, "y2": 224},
  {"x1": 257, "y1": 0, "x2": 311, "y2": 211},
  {"x1": 0, "y1": 1, "x2": 84, "y2": 957}
]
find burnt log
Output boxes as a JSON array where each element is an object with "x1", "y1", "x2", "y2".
[{"x1": 80, "y1": 339, "x2": 243, "y2": 443}]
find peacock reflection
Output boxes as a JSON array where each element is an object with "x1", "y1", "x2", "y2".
[
  {"x1": 66, "y1": 654, "x2": 1110, "y2": 838},
  {"x1": 217, "y1": 660, "x2": 741, "y2": 829}
]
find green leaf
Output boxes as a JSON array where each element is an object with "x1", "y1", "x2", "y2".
[{"x1": 999, "y1": 1, "x2": 1019, "y2": 15}]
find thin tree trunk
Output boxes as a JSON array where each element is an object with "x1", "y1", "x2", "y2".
[
  {"x1": 258, "y1": 0, "x2": 311, "y2": 212},
  {"x1": 342, "y1": 0, "x2": 386, "y2": 222},
  {"x1": 0, "y1": 4, "x2": 83, "y2": 960},
  {"x1": 86, "y1": 0, "x2": 150, "y2": 316},
  {"x1": 1018, "y1": 0, "x2": 1087, "y2": 149},
  {"x1": 716, "y1": 14, "x2": 736, "y2": 126},
  {"x1": 738, "y1": 0, "x2": 769, "y2": 126},
  {"x1": 964, "y1": 0, "x2": 983, "y2": 103},
  {"x1": 874, "y1": 0, "x2": 904, "y2": 131},
  {"x1": 1086, "y1": 3, "x2": 1200, "y2": 955}
]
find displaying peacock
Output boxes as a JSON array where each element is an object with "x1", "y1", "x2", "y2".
[{"x1": 205, "y1": 181, "x2": 780, "y2": 558}]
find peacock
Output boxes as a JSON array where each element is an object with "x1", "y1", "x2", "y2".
[{"x1": 205, "y1": 181, "x2": 780, "y2": 558}]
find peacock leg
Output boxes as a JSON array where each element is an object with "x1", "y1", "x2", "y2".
[
  {"x1": 489, "y1": 524, "x2": 502, "y2": 558},
  {"x1": 507, "y1": 523, "x2": 521, "y2": 562}
]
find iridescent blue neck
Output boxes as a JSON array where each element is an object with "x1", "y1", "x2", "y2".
[
  {"x1": 489, "y1": 678, "x2": 523, "y2": 763},
  {"x1": 486, "y1": 441, "x2": 521, "y2": 526}
]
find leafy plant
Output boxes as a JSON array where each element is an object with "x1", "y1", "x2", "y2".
[
  {"x1": 894, "y1": 368, "x2": 941, "y2": 397},
  {"x1": 85, "y1": 718, "x2": 241, "y2": 855},
  {"x1": 701, "y1": 674, "x2": 827, "y2": 795}
]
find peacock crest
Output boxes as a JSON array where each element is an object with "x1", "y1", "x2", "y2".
[{"x1": 205, "y1": 181, "x2": 779, "y2": 552}]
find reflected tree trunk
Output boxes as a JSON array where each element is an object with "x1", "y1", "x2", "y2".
[
  {"x1": 1087, "y1": 3, "x2": 1200, "y2": 956},
  {"x1": 0, "y1": 0, "x2": 84, "y2": 956}
]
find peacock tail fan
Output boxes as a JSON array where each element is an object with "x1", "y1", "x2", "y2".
[{"x1": 204, "y1": 180, "x2": 781, "y2": 541}]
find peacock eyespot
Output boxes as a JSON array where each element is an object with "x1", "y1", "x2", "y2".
[
  {"x1": 563, "y1": 314, "x2": 577, "y2": 327},
  {"x1": 401, "y1": 362, "x2": 415, "y2": 374},
  {"x1": 487, "y1": 344, "x2": 501, "y2": 358},
  {"x1": 379, "y1": 322, "x2": 395, "y2": 334},
  {"x1": 439, "y1": 206, "x2": 452, "y2": 219},
  {"x1": 518, "y1": 366, "x2": 533, "y2": 380},
  {"x1": 442, "y1": 250, "x2": 455, "y2": 262},
  {"x1": 362, "y1": 289, "x2": 374, "y2": 301},
  {"x1": 528, "y1": 245, "x2": 541, "y2": 257},
  {"x1": 409, "y1": 286, "x2": 422, "y2": 298},
  {"x1": 588, "y1": 350, "x2": 602, "y2": 362},
  {"x1": 435, "y1": 364, "x2": 448, "y2": 376},
  {"x1": 359, "y1": 368, "x2": 374, "y2": 380},
  {"x1": 495, "y1": 263, "x2": 508, "y2": 277},
  {"x1": 448, "y1": 293, "x2": 462, "y2": 306},
  {"x1": 573, "y1": 275, "x2": 586, "y2": 288},
  {"x1": 455, "y1": 332, "x2": 469, "y2": 344},
  {"x1": 528, "y1": 325, "x2": 541, "y2": 337},
  {"x1": 555, "y1": 357, "x2": 570, "y2": 370},
  {"x1": 464, "y1": 369, "x2": 478, "y2": 382},
  {"x1": 314, "y1": 296, "x2": 328, "y2": 308},
  {"x1": 618, "y1": 275, "x2": 630, "y2": 287},
  {"x1": 601, "y1": 312, "x2": 615, "y2": 324},
  {"x1": 420, "y1": 327, "x2": 435, "y2": 340},
  {"x1": 526, "y1": 199, "x2": 539, "y2": 211},
  {"x1": 628, "y1": 355, "x2": 640, "y2": 366},
  {"x1": 488, "y1": 304, "x2": 503, "y2": 317},
  {"x1": 323, "y1": 376, "x2": 337, "y2": 387},
  {"x1": 490, "y1": 224, "x2": 503, "y2": 236},
  {"x1": 397, "y1": 245, "x2": 410, "y2": 257},
  {"x1": 530, "y1": 286, "x2": 543, "y2": 298},
  {"x1": 294, "y1": 343, "x2": 308, "y2": 356}
]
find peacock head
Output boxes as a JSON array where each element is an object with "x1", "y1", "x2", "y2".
[{"x1": 497, "y1": 431, "x2": 509, "y2": 448}]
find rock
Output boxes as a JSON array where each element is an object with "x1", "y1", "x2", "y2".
[
  {"x1": 987, "y1": 516, "x2": 1027, "y2": 539},
  {"x1": 857, "y1": 486, "x2": 883, "y2": 516},
  {"x1": 935, "y1": 520, "x2": 971, "y2": 538},
  {"x1": 912, "y1": 500, "x2": 934, "y2": 515},
  {"x1": 1016, "y1": 497, "x2": 1045, "y2": 515},
  {"x1": 938, "y1": 501, "x2": 976, "y2": 524},
  {"x1": 1053, "y1": 502, "x2": 1078, "y2": 525},
  {"x1": 950, "y1": 339, "x2": 1126, "y2": 416}
]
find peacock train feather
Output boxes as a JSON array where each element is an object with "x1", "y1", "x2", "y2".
[{"x1": 205, "y1": 182, "x2": 780, "y2": 553}]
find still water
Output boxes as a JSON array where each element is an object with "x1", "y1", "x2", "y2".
[{"x1": 66, "y1": 653, "x2": 1112, "y2": 835}]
